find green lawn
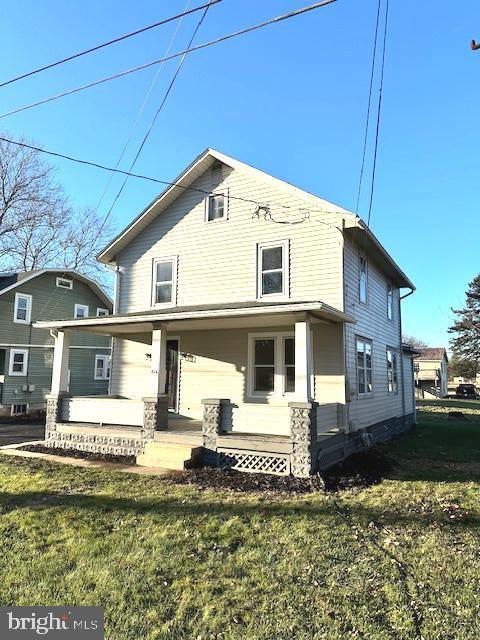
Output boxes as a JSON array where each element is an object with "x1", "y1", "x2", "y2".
[{"x1": 1, "y1": 406, "x2": 480, "y2": 640}]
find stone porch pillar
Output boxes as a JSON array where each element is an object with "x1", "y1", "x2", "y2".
[
  {"x1": 142, "y1": 395, "x2": 169, "y2": 438},
  {"x1": 201, "y1": 399, "x2": 228, "y2": 449},
  {"x1": 289, "y1": 401, "x2": 317, "y2": 477}
]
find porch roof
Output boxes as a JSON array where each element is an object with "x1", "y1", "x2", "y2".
[{"x1": 34, "y1": 300, "x2": 355, "y2": 335}]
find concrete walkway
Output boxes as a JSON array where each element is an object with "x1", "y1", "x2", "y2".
[{"x1": 0, "y1": 441, "x2": 173, "y2": 476}]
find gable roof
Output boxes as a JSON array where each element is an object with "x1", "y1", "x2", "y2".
[
  {"x1": 416, "y1": 347, "x2": 448, "y2": 362},
  {"x1": 0, "y1": 269, "x2": 112, "y2": 309},
  {"x1": 97, "y1": 148, "x2": 414, "y2": 289}
]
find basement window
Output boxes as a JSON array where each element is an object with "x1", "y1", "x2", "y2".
[{"x1": 11, "y1": 403, "x2": 28, "y2": 416}]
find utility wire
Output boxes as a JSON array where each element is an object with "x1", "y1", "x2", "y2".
[
  {"x1": 0, "y1": 0, "x2": 337, "y2": 120},
  {"x1": 366, "y1": 0, "x2": 389, "y2": 228},
  {"x1": 0, "y1": 0, "x2": 222, "y2": 89},
  {"x1": 355, "y1": 0, "x2": 382, "y2": 215},
  {"x1": 98, "y1": 0, "x2": 213, "y2": 235}
]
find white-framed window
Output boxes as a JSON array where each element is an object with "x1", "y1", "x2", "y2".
[
  {"x1": 97, "y1": 308, "x2": 109, "y2": 316},
  {"x1": 356, "y1": 337, "x2": 373, "y2": 396},
  {"x1": 387, "y1": 283, "x2": 394, "y2": 320},
  {"x1": 14, "y1": 293, "x2": 32, "y2": 324},
  {"x1": 11, "y1": 403, "x2": 28, "y2": 416},
  {"x1": 56, "y1": 277, "x2": 73, "y2": 290},
  {"x1": 359, "y1": 254, "x2": 368, "y2": 304},
  {"x1": 8, "y1": 348, "x2": 29, "y2": 376},
  {"x1": 386, "y1": 347, "x2": 398, "y2": 395},
  {"x1": 74, "y1": 304, "x2": 89, "y2": 318},
  {"x1": 205, "y1": 190, "x2": 228, "y2": 222},
  {"x1": 94, "y1": 354, "x2": 111, "y2": 381},
  {"x1": 152, "y1": 256, "x2": 177, "y2": 307},
  {"x1": 257, "y1": 239, "x2": 289, "y2": 299},
  {"x1": 248, "y1": 332, "x2": 296, "y2": 397}
]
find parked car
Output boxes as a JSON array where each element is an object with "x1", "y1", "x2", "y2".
[{"x1": 455, "y1": 384, "x2": 477, "y2": 399}]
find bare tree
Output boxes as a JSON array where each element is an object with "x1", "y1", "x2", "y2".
[
  {"x1": 0, "y1": 136, "x2": 113, "y2": 287},
  {"x1": 402, "y1": 334, "x2": 428, "y2": 349}
]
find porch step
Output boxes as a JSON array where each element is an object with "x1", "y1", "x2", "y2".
[{"x1": 136, "y1": 442, "x2": 202, "y2": 471}]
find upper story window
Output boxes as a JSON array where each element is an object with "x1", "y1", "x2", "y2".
[
  {"x1": 356, "y1": 337, "x2": 373, "y2": 396},
  {"x1": 257, "y1": 240, "x2": 289, "y2": 299},
  {"x1": 14, "y1": 293, "x2": 32, "y2": 324},
  {"x1": 9, "y1": 348, "x2": 28, "y2": 376},
  {"x1": 152, "y1": 257, "x2": 177, "y2": 307},
  {"x1": 97, "y1": 308, "x2": 109, "y2": 316},
  {"x1": 387, "y1": 283, "x2": 394, "y2": 320},
  {"x1": 386, "y1": 347, "x2": 398, "y2": 395},
  {"x1": 205, "y1": 191, "x2": 228, "y2": 222},
  {"x1": 359, "y1": 255, "x2": 368, "y2": 304},
  {"x1": 249, "y1": 332, "x2": 295, "y2": 396},
  {"x1": 74, "y1": 304, "x2": 89, "y2": 318},
  {"x1": 56, "y1": 277, "x2": 73, "y2": 290},
  {"x1": 94, "y1": 354, "x2": 111, "y2": 380}
]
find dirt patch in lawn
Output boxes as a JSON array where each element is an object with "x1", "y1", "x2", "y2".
[{"x1": 20, "y1": 444, "x2": 136, "y2": 465}]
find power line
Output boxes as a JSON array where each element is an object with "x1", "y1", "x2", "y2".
[
  {"x1": 0, "y1": 0, "x2": 338, "y2": 120},
  {"x1": 0, "y1": 135, "x2": 345, "y2": 219},
  {"x1": 366, "y1": 0, "x2": 389, "y2": 228},
  {"x1": 355, "y1": 0, "x2": 382, "y2": 215},
  {"x1": 0, "y1": 0, "x2": 223, "y2": 89},
  {"x1": 99, "y1": 0, "x2": 214, "y2": 235}
]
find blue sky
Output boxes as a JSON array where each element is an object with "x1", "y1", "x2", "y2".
[{"x1": 1, "y1": 0, "x2": 479, "y2": 347}]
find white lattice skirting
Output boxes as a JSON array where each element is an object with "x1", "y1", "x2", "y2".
[{"x1": 218, "y1": 448, "x2": 290, "y2": 476}]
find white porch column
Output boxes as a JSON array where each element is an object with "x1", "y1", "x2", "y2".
[
  {"x1": 295, "y1": 317, "x2": 313, "y2": 401},
  {"x1": 150, "y1": 324, "x2": 167, "y2": 397},
  {"x1": 51, "y1": 330, "x2": 70, "y2": 395}
]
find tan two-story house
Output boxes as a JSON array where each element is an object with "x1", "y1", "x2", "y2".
[{"x1": 36, "y1": 149, "x2": 416, "y2": 477}]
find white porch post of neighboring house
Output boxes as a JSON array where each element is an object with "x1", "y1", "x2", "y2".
[
  {"x1": 290, "y1": 315, "x2": 316, "y2": 478},
  {"x1": 143, "y1": 323, "x2": 169, "y2": 433},
  {"x1": 51, "y1": 329, "x2": 71, "y2": 395}
]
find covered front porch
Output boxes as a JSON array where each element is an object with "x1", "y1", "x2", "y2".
[{"x1": 36, "y1": 300, "x2": 353, "y2": 476}]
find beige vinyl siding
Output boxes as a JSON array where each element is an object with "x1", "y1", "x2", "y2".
[
  {"x1": 343, "y1": 236, "x2": 404, "y2": 430},
  {"x1": 116, "y1": 164, "x2": 344, "y2": 314}
]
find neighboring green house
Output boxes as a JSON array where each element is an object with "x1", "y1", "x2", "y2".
[{"x1": 0, "y1": 269, "x2": 112, "y2": 417}]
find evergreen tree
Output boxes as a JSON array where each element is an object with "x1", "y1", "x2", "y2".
[{"x1": 449, "y1": 275, "x2": 480, "y2": 363}]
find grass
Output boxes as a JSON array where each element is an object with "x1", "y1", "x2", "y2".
[{"x1": 1, "y1": 405, "x2": 480, "y2": 640}]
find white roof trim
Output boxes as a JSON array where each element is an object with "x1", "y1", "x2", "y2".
[{"x1": 0, "y1": 269, "x2": 112, "y2": 309}]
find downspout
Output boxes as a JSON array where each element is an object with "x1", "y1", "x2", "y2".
[{"x1": 399, "y1": 286, "x2": 415, "y2": 422}]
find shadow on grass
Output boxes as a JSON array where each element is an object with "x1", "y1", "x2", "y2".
[{"x1": 417, "y1": 398, "x2": 480, "y2": 410}]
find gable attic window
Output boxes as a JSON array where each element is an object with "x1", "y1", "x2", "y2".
[
  {"x1": 205, "y1": 191, "x2": 228, "y2": 222},
  {"x1": 56, "y1": 277, "x2": 73, "y2": 290},
  {"x1": 74, "y1": 304, "x2": 89, "y2": 318},
  {"x1": 152, "y1": 257, "x2": 177, "y2": 307},
  {"x1": 359, "y1": 255, "x2": 368, "y2": 304},
  {"x1": 387, "y1": 283, "x2": 394, "y2": 320},
  {"x1": 14, "y1": 293, "x2": 32, "y2": 324}
]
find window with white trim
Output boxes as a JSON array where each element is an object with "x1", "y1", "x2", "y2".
[
  {"x1": 249, "y1": 332, "x2": 295, "y2": 396},
  {"x1": 356, "y1": 338, "x2": 373, "y2": 395},
  {"x1": 359, "y1": 255, "x2": 368, "y2": 304},
  {"x1": 152, "y1": 257, "x2": 177, "y2": 306},
  {"x1": 257, "y1": 240, "x2": 289, "y2": 298},
  {"x1": 94, "y1": 354, "x2": 111, "y2": 380},
  {"x1": 74, "y1": 304, "x2": 89, "y2": 318},
  {"x1": 205, "y1": 191, "x2": 228, "y2": 222},
  {"x1": 97, "y1": 308, "x2": 109, "y2": 316},
  {"x1": 56, "y1": 277, "x2": 73, "y2": 290},
  {"x1": 9, "y1": 348, "x2": 28, "y2": 376},
  {"x1": 14, "y1": 293, "x2": 32, "y2": 324},
  {"x1": 387, "y1": 283, "x2": 393, "y2": 320},
  {"x1": 11, "y1": 403, "x2": 28, "y2": 415},
  {"x1": 386, "y1": 348, "x2": 398, "y2": 395}
]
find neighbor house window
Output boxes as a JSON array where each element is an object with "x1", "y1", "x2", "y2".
[
  {"x1": 257, "y1": 240, "x2": 289, "y2": 298},
  {"x1": 74, "y1": 304, "x2": 89, "y2": 318},
  {"x1": 387, "y1": 283, "x2": 393, "y2": 320},
  {"x1": 56, "y1": 277, "x2": 73, "y2": 290},
  {"x1": 9, "y1": 348, "x2": 28, "y2": 376},
  {"x1": 205, "y1": 191, "x2": 228, "y2": 222},
  {"x1": 356, "y1": 338, "x2": 373, "y2": 395},
  {"x1": 152, "y1": 257, "x2": 177, "y2": 306},
  {"x1": 11, "y1": 403, "x2": 28, "y2": 416},
  {"x1": 359, "y1": 255, "x2": 368, "y2": 303},
  {"x1": 96, "y1": 308, "x2": 109, "y2": 316},
  {"x1": 14, "y1": 293, "x2": 32, "y2": 324},
  {"x1": 386, "y1": 348, "x2": 398, "y2": 395},
  {"x1": 94, "y1": 354, "x2": 111, "y2": 381},
  {"x1": 249, "y1": 332, "x2": 296, "y2": 396}
]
